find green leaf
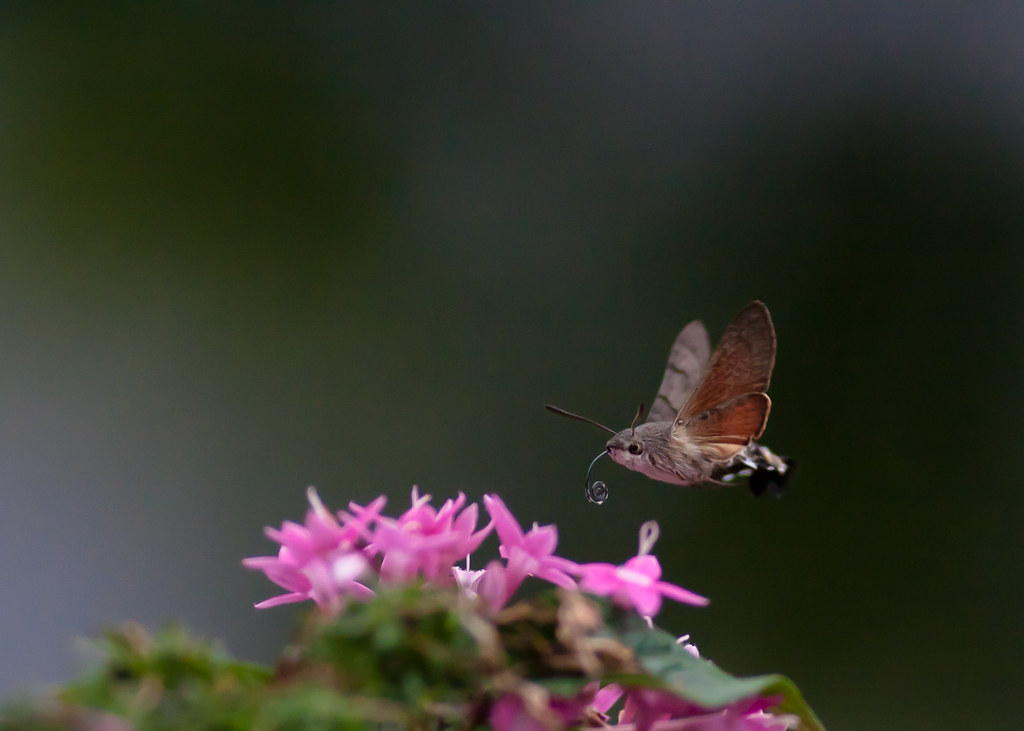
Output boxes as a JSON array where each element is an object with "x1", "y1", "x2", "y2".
[
  {"x1": 530, "y1": 676, "x2": 593, "y2": 698},
  {"x1": 615, "y1": 615, "x2": 825, "y2": 731}
]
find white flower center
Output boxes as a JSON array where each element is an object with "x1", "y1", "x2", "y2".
[{"x1": 616, "y1": 566, "x2": 652, "y2": 587}]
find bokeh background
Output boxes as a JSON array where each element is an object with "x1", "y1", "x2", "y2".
[{"x1": 1, "y1": 4, "x2": 1022, "y2": 729}]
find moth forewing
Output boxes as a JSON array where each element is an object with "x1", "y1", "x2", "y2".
[
  {"x1": 674, "y1": 392, "x2": 772, "y2": 462},
  {"x1": 677, "y1": 301, "x2": 776, "y2": 422}
]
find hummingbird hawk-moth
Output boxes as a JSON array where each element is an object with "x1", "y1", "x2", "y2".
[{"x1": 547, "y1": 301, "x2": 793, "y2": 504}]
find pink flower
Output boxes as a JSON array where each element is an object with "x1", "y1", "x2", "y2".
[
  {"x1": 489, "y1": 694, "x2": 546, "y2": 731},
  {"x1": 572, "y1": 522, "x2": 707, "y2": 618},
  {"x1": 451, "y1": 564, "x2": 488, "y2": 596},
  {"x1": 617, "y1": 687, "x2": 704, "y2": 730},
  {"x1": 242, "y1": 487, "x2": 382, "y2": 613},
  {"x1": 682, "y1": 707, "x2": 800, "y2": 731},
  {"x1": 490, "y1": 684, "x2": 609, "y2": 731},
  {"x1": 483, "y1": 494, "x2": 579, "y2": 603},
  {"x1": 616, "y1": 691, "x2": 797, "y2": 731},
  {"x1": 577, "y1": 553, "x2": 708, "y2": 617},
  {"x1": 369, "y1": 488, "x2": 493, "y2": 583},
  {"x1": 462, "y1": 559, "x2": 513, "y2": 611},
  {"x1": 586, "y1": 682, "x2": 624, "y2": 725}
]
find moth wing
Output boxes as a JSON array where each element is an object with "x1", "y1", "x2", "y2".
[
  {"x1": 646, "y1": 319, "x2": 711, "y2": 423},
  {"x1": 676, "y1": 392, "x2": 771, "y2": 461},
  {"x1": 676, "y1": 301, "x2": 776, "y2": 422}
]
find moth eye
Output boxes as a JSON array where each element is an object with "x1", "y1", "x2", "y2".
[{"x1": 628, "y1": 443, "x2": 643, "y2": 455}]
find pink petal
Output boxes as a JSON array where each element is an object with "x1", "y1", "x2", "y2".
[
  {"x1": 628, "y1": 584, "x2": 663, "y2": 616},
  {"x1": 657, "y1": 581, "x2": 710, "y2": 607},
  {"x1": 521, "y1": 524, "x2": 558, "y2": 556},
  {"x1": 477, "y1": 560, "x2": 519, "y2": 611},
  {"x1": 535, "y1": 566, "x2": 577, "y2": 590},
  {"x1": 452, "y1": 502, "x2": 479, "y2": 534},
  {"x1": 623, "y1": 554, "x2": 662, "y2": 580},
  {"x1": 241, "y1": 555, "x2": 278, "y2": 569},
  {"x1": 489, "y1": 694, "x2": 545, "y2": 731},
  {"x1": 502, "y1": 549, "x2": 535, "y2": 588},
  {"x1": 345, "y1": 582, "x2": 376, "y2": 600},
  {"x1": 261, "y1": 564, "x2": 311, "y2": 592},
  {"x1": 578, "y1": 563, "x2": 621, "y2": 593},
  {"x1": 462, "y1": 520, "x2": 495, "y2": 555},
  {"x1": 593, "y1": 683, "x2": 624, "y2": 714},
  {"x1": 253, "y1": 592, "x2": 308, "y2": 609},
  {"x1": 483, "y1": 494, "x2": 525, "y2": 545},
  {"x1": 545, "y1": 555, "x2": 581, "y2": 574},
  {"x1": 342, "y1": 495, "x2": 388, "y2": 540},
  {"x1": 438, "y1": 492, "x2": 467, "y2": 521}
]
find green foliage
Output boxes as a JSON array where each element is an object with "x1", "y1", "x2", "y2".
[
  {"x1": 612, "y1": 613, "x2": 824, "y2": 731},
  {"x1": 1, "y1": 623, "x2": 270, "y2": 731},
  {"x1": 300, "y1": 584, "x2": 487, "y2": 726},
  {"x1": 1, "y1": 587, "x2": 824, "y2": 730}
]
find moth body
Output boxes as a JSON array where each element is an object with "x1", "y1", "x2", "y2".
[
  {"x1": 606, "y1": 421, "x2": 714, "y2": 486},
  {"x1": 548, "y1": 300, "x2": 794, "y2": 497}
]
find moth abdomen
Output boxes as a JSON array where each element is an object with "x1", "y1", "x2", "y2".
[{"x1": 749, "y1": 457, "x2": 795, "y2": 498}]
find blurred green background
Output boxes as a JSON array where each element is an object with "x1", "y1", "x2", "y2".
[{"x1": 1, "y1": 4, "x2": 1021, "y2": 729}]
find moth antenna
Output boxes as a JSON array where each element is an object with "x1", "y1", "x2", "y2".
[
  {"x1": 544, "y1": 404, "x2": 616, "y2": 435},
  {"x1": 630, "y1": 403, "x2": 646, "y2": 433}
]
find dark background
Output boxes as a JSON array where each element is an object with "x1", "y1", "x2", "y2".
[{"x1": 1, "y1": 5, "x2": 1021, "y2": 729}]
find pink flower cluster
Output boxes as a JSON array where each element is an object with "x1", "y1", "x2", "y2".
[
  {"x1": 244, "y1": 487, "x2": 707, "y2": 616},
  {"x1": 244, "y1": 487, "x2": 797, "y2": 731},
  {"x1": 488, "y1": 682, "x2": 798, "y2": 731}
]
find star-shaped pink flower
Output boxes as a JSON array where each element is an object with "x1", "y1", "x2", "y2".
[
  {"x1": 242, "y1": 488, "x2": 383, "y2": 613},
  {"x1": 482, "y1": 494, "x2": 579, "y2": 603},
  {"x1": 577, "y1": 553, "x2": 708, "y2": 617},
  {"x1": 369, "y1": 488, "x2": 493, "y2": 583}
]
